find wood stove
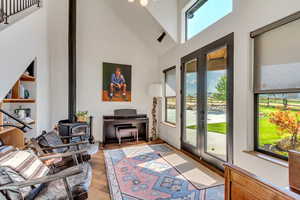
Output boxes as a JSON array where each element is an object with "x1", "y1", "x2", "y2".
[{"x1": 58, "y1": 116, "x2": 94, "y2": 144}]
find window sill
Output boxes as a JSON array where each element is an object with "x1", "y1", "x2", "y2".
[
  {"x1": 243, "y1": 150, "x2": 288, "y2": 168},
  {"x1": 161, "y1": 122, "x2": 176, "y2": 128}
]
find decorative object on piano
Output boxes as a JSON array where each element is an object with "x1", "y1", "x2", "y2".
[
  {"x1": 76, "y1": 111, "x2": 89, "y2": 122},
  {"x1": 102, "y1": 62, "x2": 132, "y2": 102},
  {"x1": 148, "y1": 83, "x2": 162, "y2": 140},
  {"x1": 289, "y1": 150, "x2": 300, "y2": 193},
  {"x1": 102, "y1": 109, "x2": 149, "y2": 145}
]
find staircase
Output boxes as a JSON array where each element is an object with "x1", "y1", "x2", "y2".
[
  {"x1": 0, "y1": 0, "x2": 50, "y2": 136},
  {"x1": 0, "y1": 0, "x2": 40, "y2": 24}
]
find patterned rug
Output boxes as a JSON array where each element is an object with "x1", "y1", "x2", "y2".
[{"x1": 104, "y1": 144, "x2": 224, "y2": 200}]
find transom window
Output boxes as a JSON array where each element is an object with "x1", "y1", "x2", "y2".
[
  {"x1": 164, "y1": 67, "x2": 176, "y2": 125},
  {"x1": 185, "y1": 0, "x2": 233, "y2": 40}
]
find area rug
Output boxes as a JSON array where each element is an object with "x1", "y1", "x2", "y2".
[{"x1": 104, "y1": 144, "x2": 224, "y2": 200}]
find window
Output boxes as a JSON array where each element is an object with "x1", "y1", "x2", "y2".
[
  {"x1": 253, "y1": 13, "x2": 300, "y2": 160},
  {"x1": 185, "y1": 0, "x2": 233, "y2": 40},
  {"x1": 164, "y1": 66, "x2": 176, "y2": 125}
]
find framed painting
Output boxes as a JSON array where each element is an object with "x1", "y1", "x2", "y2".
[{"x1": 102, "y1": 62, "x2": 132, "y2": 102}]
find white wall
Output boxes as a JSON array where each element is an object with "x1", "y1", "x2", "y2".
[
  {"x1": 48, "y1": 0, "x2": 69, "y2": 125},
  {"x1": 49, "y1": 0, "x2": 160, "y2": 142},
  {"x1": 159, "y1": 0, "x2": 300, "y2": 186},
  {"x1": 146, "y1": 0, "x2": 178, "y2": 42},
  {"x1": 0, "y1": 2, "x2": 51, "y2": 135}
]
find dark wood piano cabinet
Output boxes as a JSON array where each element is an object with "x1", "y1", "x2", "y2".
[{"x1": 102, "y1": 109, "x2": 149, "y2": 145}]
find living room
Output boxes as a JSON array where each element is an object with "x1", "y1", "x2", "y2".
[{"x1": 0, "y1": 0, "x2": 300, "y2": 199}]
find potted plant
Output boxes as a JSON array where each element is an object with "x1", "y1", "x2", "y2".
[{"x1": 76, "y1": 111, "x2": 89, "y2": 122}]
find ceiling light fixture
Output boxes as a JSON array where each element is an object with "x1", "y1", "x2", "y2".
[
  {"x1": 140, "y1": 0, "x2": 148, "y2": 7},
  {"x1": 128, "y1": 0, "x2": 149, "y2": 7}
]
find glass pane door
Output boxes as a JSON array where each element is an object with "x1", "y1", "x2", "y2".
[
  {"x1": 181, "y1": 33, "x2": 233, "y2": 169},
  {"x1": 181, "y1": 58, "x2": 199, "y2": 155},
  {"x1": 205, "y1": 46, "x2": 228, "y2": 161}
]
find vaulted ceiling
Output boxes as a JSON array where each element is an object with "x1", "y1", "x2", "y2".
[{"x1": 105, "y1": 0, "x2": 179, "y2": 56}]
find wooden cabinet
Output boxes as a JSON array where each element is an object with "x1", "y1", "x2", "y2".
[
  {"x1": 224, "y1": 163, "x2": 300, "y2": 200},
  {"x1": 0, "y1": 127, "x2": 25, "y2": 148},
  {"x1": 289, "y1": 151, "x2": 300, "y2": 193}
]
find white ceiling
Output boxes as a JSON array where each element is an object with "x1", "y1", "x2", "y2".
[
  {"x1": 146, "y1": 0, "x2": 178, "y2": 42},
  {"x1": 105, "y1": 0, "x2": 177, "y2": 56}
]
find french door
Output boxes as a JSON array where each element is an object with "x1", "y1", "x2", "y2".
[{"x1": 181, "y1": 33, "x2": 234, "y2": 170}]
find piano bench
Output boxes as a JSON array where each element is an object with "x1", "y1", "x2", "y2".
[{"x1": 117, "y1": 127, "x2": 139, "y2": 145}]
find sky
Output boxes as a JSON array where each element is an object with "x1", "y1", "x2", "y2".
[
  {"x1": 184, "y1": 0, "x2": 232, "y2": 96},
  {"x1": 186, "y1": 70, "x2": 226, "y2": 97},
  {"x1": 187, "y1": 0, "x2": 233, "y2": 39}
]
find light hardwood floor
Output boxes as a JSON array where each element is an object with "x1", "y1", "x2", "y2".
[{"x1": 88, "y1": 150, "x2": 111, "y2": 200}]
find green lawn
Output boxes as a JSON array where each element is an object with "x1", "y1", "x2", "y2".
[
  {"x1": 258, "y1": 117, "x2": 284, "y2": 146},
  {"x1": 184, "y1": 101, "x2": 300, "y2": 157},
  {"x1": 187, "y1": 122, "x2": 227, "y2": 134},
  {"x1": 208, "y1": 123, "x2": 226, "y2": 134},
  {"x1": 186, "y1": 105, "x2": 299, "y2": 149}
]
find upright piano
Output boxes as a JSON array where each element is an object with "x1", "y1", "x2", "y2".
[{"x1": 102, "y1": 109, "x2": 149, "y2": 145}]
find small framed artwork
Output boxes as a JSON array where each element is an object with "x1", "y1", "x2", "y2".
[{"x1": 102, "y1": 62, "x2": 132, "y2": 102}]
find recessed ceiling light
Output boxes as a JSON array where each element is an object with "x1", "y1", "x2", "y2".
[
  {"x1": 127, "y1": 0, "x2": 149, "y2": 7},
  {"x1": 140, "y1": 0, "x2": 149, "y2": 7}
]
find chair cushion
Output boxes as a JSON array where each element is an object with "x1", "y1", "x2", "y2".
[
  {"x1": 0, "y1": 150, "x2": 49, "y2": 180},
  {"x1": 35, "y1": 162, "x2": 92, "y2": 200},
  {"x1": 0, "y1": 166, "x2": 44, "y2": 200},
  {"x1": 38, "y1": 131, "x2": 68, "y2": 153},
  {"x1": 0, "y1": 167, "x2": 25, "y2": 199}
]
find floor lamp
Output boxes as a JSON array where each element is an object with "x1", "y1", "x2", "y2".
[{"x1": 148, "y1": 83, "x2": 162, "y2": 140}]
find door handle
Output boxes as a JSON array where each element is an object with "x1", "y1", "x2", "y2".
[{"x1": 199, "y1": 110, "x2": 205, "y2": 121}]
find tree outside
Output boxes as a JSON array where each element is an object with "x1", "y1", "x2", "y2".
[{"x1": 212, "y1": 75, "x2": 227, "y2": 102}]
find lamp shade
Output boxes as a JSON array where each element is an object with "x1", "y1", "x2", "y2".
[{"x1": 148, "y1": 83, "x2": 162, "y2": 97}]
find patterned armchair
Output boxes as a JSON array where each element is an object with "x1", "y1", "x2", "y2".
[
  {"x1": 0, "y1": 149, "x2": 92, "y2": 200},
  {"x1": 34, "y1": 130, "x2": 98, "y2": 157}
]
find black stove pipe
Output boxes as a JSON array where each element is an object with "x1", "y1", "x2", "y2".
[{"x1": 68, "y1": 0, "x2": 77, "y2": 122}]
